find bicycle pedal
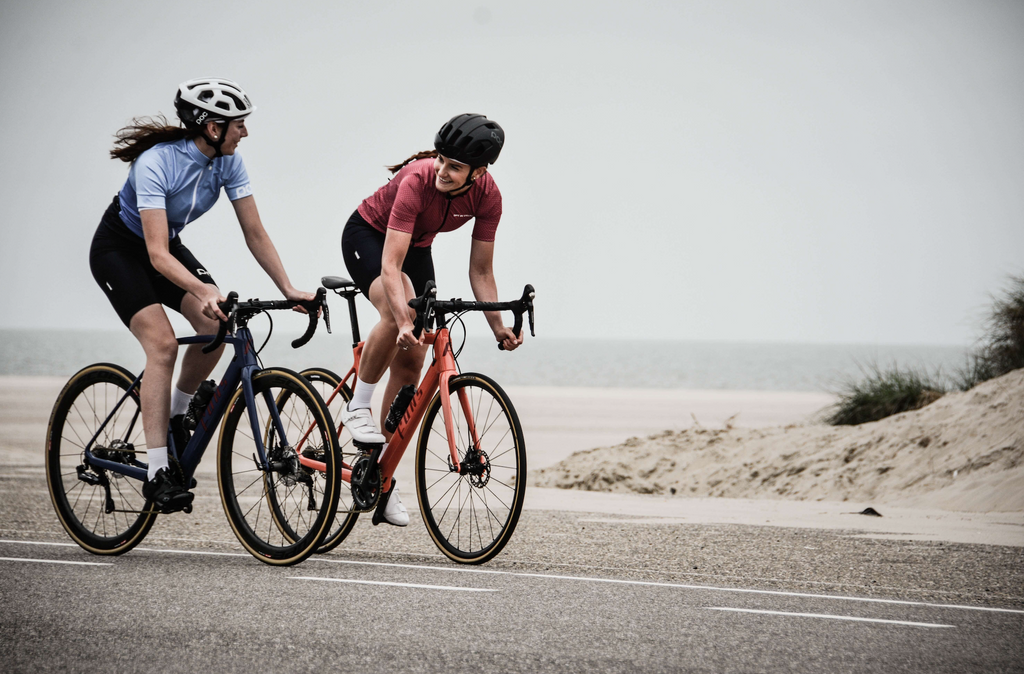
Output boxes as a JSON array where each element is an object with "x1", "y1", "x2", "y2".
[
  {"x1": 158, "y1": 491, "x2": 195, "y2": 515},
  {"x1": 352, "y1": 440, "x2": 384, "y2": 454}
]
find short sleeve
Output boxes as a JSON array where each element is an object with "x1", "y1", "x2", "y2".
[
  {"x1": 222, "y1": 155, "x2": 253, "y2": 201},
  {"x1": 387, "y1": 172, "x2": 427, "y2": 234},
  {"x1": 471, "y1": 181, "x2": 502, "y2": 242},
  {"x1": 134, "y1": 150, "x2": 170, "y2": 211}
]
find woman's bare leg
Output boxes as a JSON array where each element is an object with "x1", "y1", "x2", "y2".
[{"x1": 128, "y1": 304, "x2": 179, "y2": 454}]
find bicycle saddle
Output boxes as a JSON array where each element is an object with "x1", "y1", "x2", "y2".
[{"x1": 321, "y1": 276, "x2": 356, "y2": 290}]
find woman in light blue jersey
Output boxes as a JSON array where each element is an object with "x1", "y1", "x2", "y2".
[{"x1": 89, "y1": 78, "x2": 314, "y2": 512}]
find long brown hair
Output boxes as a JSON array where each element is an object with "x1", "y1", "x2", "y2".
[
  {"x1": 386, "y1": 149, "x2": 437, "y2": 174},
  {"x1": 110, "y1": 115, "x2": 197, "y2": 163}
]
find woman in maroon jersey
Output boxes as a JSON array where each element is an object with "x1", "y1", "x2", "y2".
[{"x1": 338, "y1": 113, "x2": 519, "y2": 526}]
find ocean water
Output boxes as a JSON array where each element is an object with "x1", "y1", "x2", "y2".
[{"x1": 0, "y1": 328, "x2": 969, "y2": 393}]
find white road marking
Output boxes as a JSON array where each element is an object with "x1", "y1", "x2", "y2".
[
  {"x1": 311, "y1": 558, "x2": 1024, "y2": 615},
  {"x1": 2, "y1": 539, "x2": 1020, "y2": 615},
  {"x1": 289, "y1": 576, "x2": 496, "y2": 592},
  {"x1": 136, "y1": 547, "x2": 250, "y2": 557},
  {"x1": 0, "y1": 539, "x2": 79, "y2": 548},
  {"x1": 707, "y1": 607, "x2": 954, "y2": 628},
  {"x1": 0, "y1": 556, "x2": 112, "y2": 566}
]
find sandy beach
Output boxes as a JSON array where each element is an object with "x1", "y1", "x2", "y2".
[{"x1": 5, "y1": 374, "x2": 1021, "y2": 547}]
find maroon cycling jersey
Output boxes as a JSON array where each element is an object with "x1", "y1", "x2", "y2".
[{"x1": 357, "y1": 158, "x2": 501, "y2": 248}]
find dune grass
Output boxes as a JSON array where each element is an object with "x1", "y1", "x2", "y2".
[
  {"x1": 827, "y1": 275, "x2": 1024, "y2": 426},
  {"x1": 826, "y1": 364, "x2": 946, "y2": 426},
  {"x1": 955, "y1": 274, "x2": 1024, "y2": 391}
]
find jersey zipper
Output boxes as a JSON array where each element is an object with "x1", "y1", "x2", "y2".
[
  {"x1": 181, "y1": 163, "x2": 212, "y2": 231},
  {"x1": 418, "y1": 195, "x2": 453, "y2": 246}
]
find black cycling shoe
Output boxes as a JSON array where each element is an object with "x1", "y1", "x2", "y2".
[{"x1": 143, "y1": 467, "x2": 194, "y2": 514}]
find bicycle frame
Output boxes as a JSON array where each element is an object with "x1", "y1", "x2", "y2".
[
  {"x1": 296, "y1": 326, "x2": 482, "y2": 493},
  {"x1": 81, "y1": 327, "x2": 293, "y2": 485}
]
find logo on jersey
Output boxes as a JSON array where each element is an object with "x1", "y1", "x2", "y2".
[
  {"x1": 234, "y1": 185, "x2": 253, "y2": 199},
  {"x1": 197, "y1": 268, "x2": 210, "y2": 277},
  {"x1": 454, "y1": 214, "x2": 472, "y2": 218}
]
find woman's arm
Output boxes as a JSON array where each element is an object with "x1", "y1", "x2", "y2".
[
  {"x1": 469, "y1": 238, "x2": 521, "y2": 351},
  {"x1": 141, "y1": 209, "x2": 228, "y2": 321},
  {"x1": 381, "y1": 228, "x2": 421, "y2": 348},
  {"x1": 231, "y1": 196, "x2": 314, "y2": 304}
]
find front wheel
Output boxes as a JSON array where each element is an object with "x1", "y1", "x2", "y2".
[
  {"x1": 415, "y1": 373, "x2": 526, "y2": 564},
  {"x1": 217, "y1": 368, "x2": 340, "y2": 566}
]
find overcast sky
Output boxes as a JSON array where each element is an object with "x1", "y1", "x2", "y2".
[{"x1": 1, "y1": 0, "x2": 1021, "y2": 345}]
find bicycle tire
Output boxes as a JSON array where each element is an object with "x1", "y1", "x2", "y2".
[
  {"x1": 45, "y1": 363, "x2": 157, "y2": 555},
  {"x1": 294, "y1": 368, "x2": 359, "y2": 553},
  {"x1": 217, "y1": 367, "x2": 340, "y2": 565},
  {"x1": 415, "y1": 372, "x2": 526, "y2": 564}
]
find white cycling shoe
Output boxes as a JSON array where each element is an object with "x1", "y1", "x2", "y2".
[
  {"x1": 382, "y1": 485, "x2": 409, "y2": 527},
  {"x1": 339, "y1": 403, "x2": 386, "y2": 445}
]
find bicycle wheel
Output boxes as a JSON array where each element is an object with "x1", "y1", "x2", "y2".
[
  {"x1": 45, "y1": 363, "x2": 157, "y2": 555},
  {"x1": 415, "y1": 372, "x2": 526, "y2": 564},
  {"x1": 298, "y1": 368, "x2": 359, "y2": 554},
  {"x1": 217, "y1": 367, "x2": 340, "y2": 565}
]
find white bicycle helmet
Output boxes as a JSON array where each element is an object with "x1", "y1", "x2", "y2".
[{"x1": 174, "y1": 78, "x2": 255, "y2": 128}]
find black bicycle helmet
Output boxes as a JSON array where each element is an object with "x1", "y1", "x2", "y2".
[{"x1": 434, "y1": 114, "x2": 504, "y2": 166}]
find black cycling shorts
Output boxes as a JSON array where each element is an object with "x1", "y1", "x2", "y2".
[
  {"x1": 341, "y1": 210, "x2": 435, "y2": 299},
  {"x1": 89, "y1": 195, "x2": 217, "y2": 327}
]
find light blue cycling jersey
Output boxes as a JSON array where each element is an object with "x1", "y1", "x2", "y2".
[{"x1": 117, "y1": 137, "x2": 252, "y2": 239}]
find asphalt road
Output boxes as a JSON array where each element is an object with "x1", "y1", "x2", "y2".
[{"x1": 1, "y1": 471, "x2": 1022, "y2": 673}]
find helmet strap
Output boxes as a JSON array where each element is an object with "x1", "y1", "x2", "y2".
[
  {"x1": 448, "y1": 166, "x2": 482, "y2": 197},
  {"x1": 200, "y1": 121, "x2": 228, "y2": 158}
]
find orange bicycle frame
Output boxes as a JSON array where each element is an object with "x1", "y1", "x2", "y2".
[{"x1": 295, "y1": 325, "x2": 483, "y2": 492}]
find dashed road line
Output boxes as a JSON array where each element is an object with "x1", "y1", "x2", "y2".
[
  {"x1": 707, "y1": 607, "x2": 955, "y2": 628},
  {"x1": 0, "y1": 556, "x2": 112, "y2": 566},
  {"x1": 289, "y1": 576, "x2": 496, "y2": 592}
]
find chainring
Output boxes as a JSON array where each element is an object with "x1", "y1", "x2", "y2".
[{"x1": 350, "y1": 454, "x2": 381, "y2": 512}]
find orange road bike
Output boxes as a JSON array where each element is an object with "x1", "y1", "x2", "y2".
[{"x1": 294, "y1": 277, "x2": 535, "y2": 564}]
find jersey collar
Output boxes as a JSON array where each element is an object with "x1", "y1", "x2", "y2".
[{"x1": 185, "y1": 137, "x2": 214, "y2": 166}]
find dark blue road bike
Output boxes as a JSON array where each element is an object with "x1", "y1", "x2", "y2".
[{"x1": 45, "y1": 290, "x2": 339, "y2": 566}]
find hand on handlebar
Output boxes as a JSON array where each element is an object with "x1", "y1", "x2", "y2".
[
  {"x1": 283, "y1": 287, "x2": 319, "y2": 316},
  {"x1": 494, "y1": 326, "x2": 522, "y2": 352},
  {"x1": 397, "y1": 323, "x2": 424, "y2": 350},
  {"x1": 199, "y1": 287, "x2": 229, "y2": 322}
]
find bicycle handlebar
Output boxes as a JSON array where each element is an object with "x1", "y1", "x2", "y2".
[
  {"x1": 408, "y1": 281, "x2": 536, "y2": 349},
  {"x1": 201, "y1": 287, "x2": 331, "y2": 354}
]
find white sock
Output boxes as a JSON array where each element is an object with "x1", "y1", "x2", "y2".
[
  {"x1": 147, "y1": 447, "x2": 169, "y2": 481},
  {"x1": 348, "y1": 376, "x2": 376, "y2": 411},
  {"x1": 170, "y1": 386, "x2": 194, "y2": 417}
]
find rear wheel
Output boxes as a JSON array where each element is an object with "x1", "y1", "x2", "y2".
[
  {"x1": 217, "y1": 368, "x2": 339, "y2": 565},
  {"x1": 45, "y1": 363, "x2": 156, "y2": 555},
  {"x1": 415, "y1": 373, "x2": 526, "y2": 564},
  {"x1": 297, "y1": 368, "x2": 359, "y2": 553}
]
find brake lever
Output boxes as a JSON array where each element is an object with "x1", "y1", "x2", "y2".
[
  {"x1": 202, "y1": 291, "x2": 238, "y2": 354},
  {"x1": 321, "y1": 299, "x2": 332, "y2": 334},
  {"x1": 524, "y1": 284, "x2": 536, "y2": 337}
]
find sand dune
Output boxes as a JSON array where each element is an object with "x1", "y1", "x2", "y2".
[{"x1": 534, "y1": 369, "x2": 1024, "y2": 513}]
